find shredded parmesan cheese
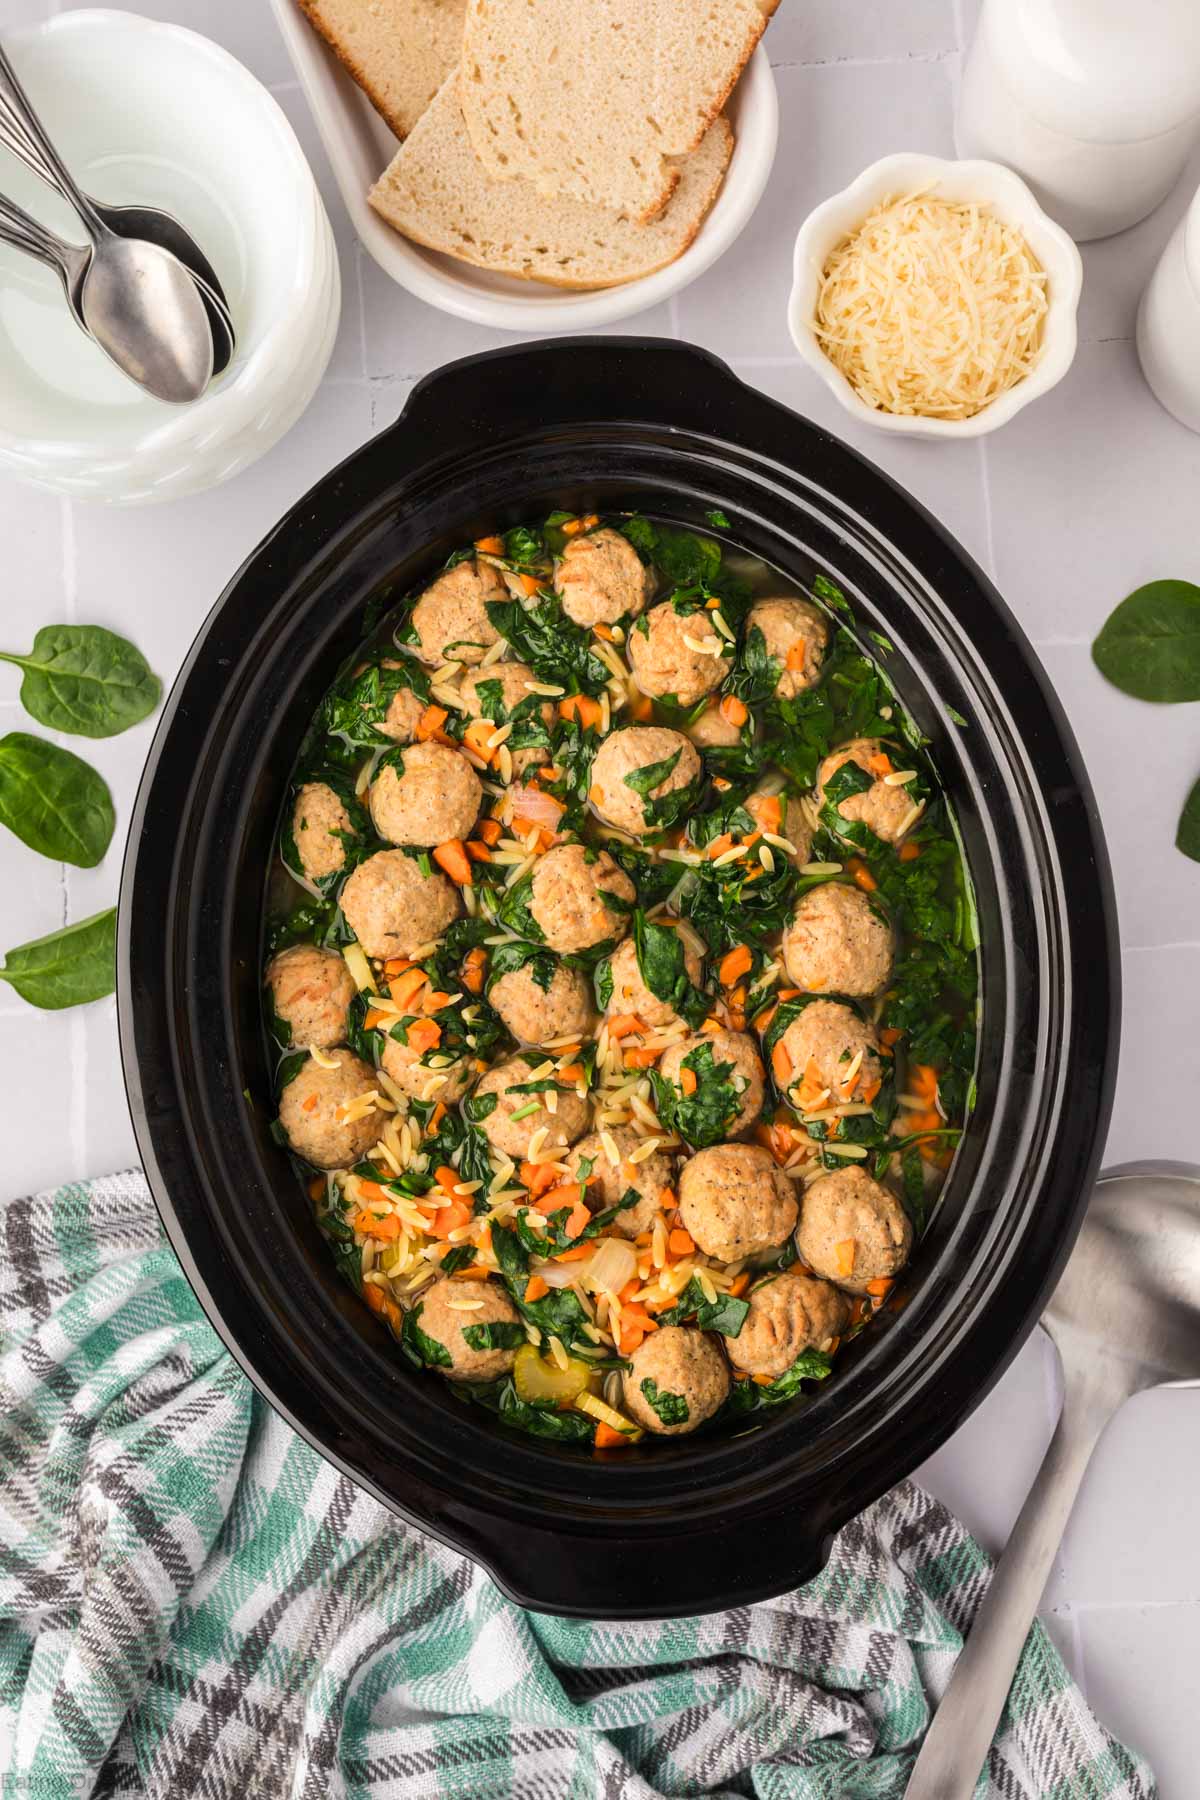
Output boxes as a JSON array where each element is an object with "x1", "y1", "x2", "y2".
[{"x1": 814, "y1": 190, "x2": 1048, "y2": 420}]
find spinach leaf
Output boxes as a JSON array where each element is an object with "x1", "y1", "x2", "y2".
[
  {"x1": 495, "y1": 1383, "x2": 596, "y2": 1442},
  {"x1": 633, "y1": 911, "x2": 709, "y2": 1028},
  {"x1": 706, "y1": 509, "x2": 732, "y2": 529},
  {"x1": 619, "y1": 516, "x2": 722, "y2": 591},
  {"x1": 0, "y1": 733, "x2": 114, "y2": 867},
  {"x1": 491, "y1": 1221, "x2": 591, "y2": 1347},
  {"x1": 1092, "y1": 580, "x2": 1200, "y2": 702},
  {"x1": 0, "y1": 624, "x2": 161, "y2": 738},
  {"x1": 266, "y1": 898, "x2": 342, "y2": 954},
  {"x1": 651, "y1": 1038, "x2": 740, "y2": 1147},
  {"x1": 0, "y1": 906, "x2": 116, "y2": 1010},
  {"x1": 657, "y1": 1277, "x2": 749, "y2": 1337},
  {"x1": 317, "y1": 657, "x2": 429, "y2": 749},
  {"x1": 316, "y1": 1197, "x2": 362, "y2": 1292},
  {"x1": 757, "y1": 1349, "x2": 834, "y2": 1402},
  {"x1": 439, "y1": 1244, "x2": 477, "y2": 1277},
  {"x1": 494, "y1": 871, "x2": 546, "y2": 942},
  {"x1": 401, "y1": 1302, "x2": 453, "y2": 1369},
  {"x1": 639, "y1": 1376, "x2": 689, "y2": 1426},
  {"x1": 486, "y1": 595, "x2": 609, "y2": 696},
  {"x1": 462, "y1": 1320, "x2": 527, "y2": 1352},
  {"x1": 1178, "y1": 776, "x2": 1200, "y2": 862},
  {"x1": 623, "y1": 748, "x2": 682, "y2": 800}
]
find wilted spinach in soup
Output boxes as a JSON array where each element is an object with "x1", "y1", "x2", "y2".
[{"x1": 263, "y1": 509, "x2": 979, "y2": 1449}]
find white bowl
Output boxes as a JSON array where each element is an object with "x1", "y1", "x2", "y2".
[
  {"x1": 270, "y1": 0, "x2": 778, "y2": 332},
  {"x1": 787, "y1": 151, "x2": 1083, "y2": 440},
  {"x1": 0, "y1": 9, "x2": 340, "y2": 504}
]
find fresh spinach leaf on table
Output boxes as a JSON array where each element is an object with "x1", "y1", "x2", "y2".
[
  {"x1": 1177, "y1": 778, "x2": 1200, "y2": 864},
  {"x1": 0, "y1": 907, "x2": 116, "y2": 1010},
  {"x1": 0, "y1": 624, "x2": 161, "y2": 737},
  {"x1": 0, "y1": 732, "x2": 114, "y2": 867},
  {"x1": 1092, "y1": 580, "x2": 1200, "y2": 702}
]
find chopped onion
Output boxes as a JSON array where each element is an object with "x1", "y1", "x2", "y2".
[
  {"x1": 585, "y1": 1237, "x2": 637, "y2": 1295},
  {"x1": 536, "y1": 1257, "x2": 589, "y2": 1289}
]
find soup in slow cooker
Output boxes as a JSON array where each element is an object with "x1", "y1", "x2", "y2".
[{"x1": 262, "y1": 510, "x2": 979, "y2": 1447}]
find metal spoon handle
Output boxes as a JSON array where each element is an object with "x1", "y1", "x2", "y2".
[
  {"x1": 0, "y1": 100, "x2": 51, "y2": 182},
  {"x1": 0, "y1": 40, "x2": 106, "y2": 239},
  {"x1": 0, "y1": 185, "x2": 71, "y2": 261},
  {"x1": 904, "y1": 1397, "x2": 1102, "y2": 1800},
  {"x1": 0, "y1": 211, "x2": 60, "y2": 269}
]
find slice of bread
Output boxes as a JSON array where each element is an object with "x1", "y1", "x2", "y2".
[
  {"x1": 297, "y1": 0, "x2": 466, "y2": 140},
  {"x1": 368, "y1": 77, "x2": 734, "y2": 288},
  {"x1": 459, "y1": 0, "x2": 777, "y2": 222}
]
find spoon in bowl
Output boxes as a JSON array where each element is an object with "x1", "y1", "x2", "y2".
[{"x1": 905, "y1": 1163, "x2": 1200, "y2": 1800}]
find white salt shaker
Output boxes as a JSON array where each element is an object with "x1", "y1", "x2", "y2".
[
  {"x1": 1138, "y1": 188, "x2": 1200, "y2": 432},
  {"x1": 957, "y1": 0, "x2": 1200, "y2": 242}
]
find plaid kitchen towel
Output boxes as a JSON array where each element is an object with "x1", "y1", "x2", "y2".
[{"x1": 0, "y1": 1175, "x2": 1155, "y2": 1800}]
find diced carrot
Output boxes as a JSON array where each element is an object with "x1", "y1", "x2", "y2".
[
  {"x1": 308, "y1": 1176, "x2": 325, "y2": 1202},
  {"x1": 534, "y1": 1181, "x2": 587, "y2": 1215},
  {"x1": 474, "y1": 535, "x2": 504, "y2": 554},
  {"x1": 301, "y1": 1093, "x2": 318, "y2": 1113},
  {"x1": 358, "y1": 1179, "x2": 388, "y2": 1202},
  {"x1": 435, "y1": 1164, "x2": 462, "y2": 1193},
  {"x1": 668, "y1": 1229, "x2": 694, "y2": 1257},
  {"x1": 524, "y1": 1275, "x2": 549, "y2": 1303},
  {"x1": 770, "y1": 1041, "x2": 793, "y2": 1084},
  {"x1": 618, "y1": 1279, "x2": 642, "y2": 1304},
  {"x1": 658, "y1": 1186, "x2": 677, "y2": 1211},
  {"x1": 866, "y1": 1277, "x2": 894, "y2": 1298},
  {"x1": 777, "y1": 987, "x2": 802, "y2": 1002},
  {"x1": 383, "y1": 956, "x2": 412, "y2": 977},
  {"x1": 629, "y1": 692, "x2": 654, "y2": 722},
  {"x1": 728, "y1": 1272, "x2": 750, "y2": 1298},
  {"x1": 465, "y1": 839, "x2": 492, "y2": 863},
  {"x1": 560, "y1": 517, "x2": 585, "y2": 537},
  {"x1": 898, "y1": 840, "x2": 921, "y2": 862},
  {"x1": 429, "y1": 1101, "x2": 447, "y2": 1130},
  {"x1": 383, "y1": 1297, "x2": 403, "y2": 1332},
  {"x1": 433, "y1": 839, "x2": 473, "y2": 885},
  {"x1": 389, "y1": 966, "x2": 427, "y2": 1009},
  {"x1": 623, "y1": 1047, "x2": 661, "y2": 1068},
  {"x1": 460, "y1": 949, "x2": 487, "y2": 995},
  {"x1": 519, "y1": 572, "x2": 541, "y2": 596},
  {"x1": 880, "y1": 1026, "x2": 903, "y2": 1048},
  {"x1": 785, "y1": 639, "x2": 808, "y2": 672},
  {"x1": 867, "y1": 751, "x2": 893, "y2": 776},
  {"x1": 423, "y1": 990, "x2": 452, "y2": 1013},
  {"x1": 363, "y1": 1008, "x2": 391, "y2": 1031},
  {"x1": 594, "y1": 1422, "x2": 631, "y2": 1449},
  {"x1": 747, "y1": 792, "x2": 783, "y2": 835},
  {"x1": 520, "y1": 1159, "x2": 560, "y2": 1195},
  {"x1": 754, "y1": 1002, "x2": 778, "y2": 1034},
  {"x1": 453, "y1": 1264, "x2": 492, "y2": 1281},
  {"x1": 564, "y1": 1203, "x2": 591, "y2": 1241},
  {"x1": 846, "y1": 856, "x2": 877, "y2": 892},
  {"x1": 511, "y1": 817, "x2": 554, "y2": 853},
  {"x1": 424, "y1": 1199, "x2": 472, "y2": 1241},
  {"x1": 834, "y1": 1237, "x2": 857, "y2": 1279},
  {"x1": 910, "y1": 1062, "x2": 940, "y2": 1103},
  {"x1": 718, "y1": 943, "x2": 753, "y2": 987},
  {"x1": 477, "y1": 817, "x2": 503, "y2": 846},
  {"x1": 860, "y1": 1078, "x2": 882, "y2": 1104},
  {"x1": 588, "y1": 783, "x2": 605, "y2": 805},
  {"x1": 353, "y1": 1209, "x2": 401, "y2": 1240},
  {"x1": 593, "y1": 623, "x2": 616, "y2": 642},
  {"x1": 363, "y1": 1283, "x2": 386, "y2": 1314},
  {"x1": 463, "y1": 719, "x2": 498, "y2": 764},
  {"x1": 797, "y1": 1057, "x2": 829, "y2": 1112},
  {"x1": 719, "y1": 693, "x2": 748, "y2": 727},
  {"x1": 706, "y1": 833, "x2": 733, "y2": 860},
  {"x1": 557, "y1": 1063, "x2": 584, "y2": 1085},
  {"x1": 679, "y1": 1066, "x2": 698, "y2": 1097},
  {"x1": 606, "y1": 1013, "x2": 646, "y2": 1040},
  {"x1": 415, "y1": 703, "x2": 449, "y2": 741},
  {"x1": 752, "y1": 1372, "x2": 775, "y2": 1387},
  {"x1": 559, "y1": 693, "x2": 603, "y2": 729},
  {"x1": 406, "y1": 1018, "x2": 441, "y2": 1055},
  {"x1": 554, "y1": 1242, "x2": 594, "y2": 1263}
]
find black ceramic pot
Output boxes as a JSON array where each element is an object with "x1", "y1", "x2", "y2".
[{"x1": 119, "y1": 338, "x2": 1118, "y2": 1619}]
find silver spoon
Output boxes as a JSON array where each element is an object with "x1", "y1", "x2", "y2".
[
  {"x1": 905, "y1": 1163, "x2": 1200, "y2": 1800},
  {"x1": 0, "y1": 186, "x2": 213, "y2": 403},
  {"x1": 0, "y1": 77, "x2": 235, "y2": 375}
]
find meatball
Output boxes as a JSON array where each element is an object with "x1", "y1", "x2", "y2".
[
  {"x1": 658, "y1": 1030, "x2": 764, "y2": 1141},
  {"x1": 677, "y1": 1143, "x2": 798, "y2": 1263},
  {"x1": 414, "y1": 1276, "x2": 521, "y2": 1383},
  {"x1": 774, "y1": 999, "x2": 883, "y2": 1107},
  {"x1": 725, "y1": 1271, "x2": 851, "y2": 1377},
  {"x1": 746, "y1": 596, "x2": 829, "y2": 699},
  {"x1": 689, "y1": 697, "x2": 744, "y2": 750},
  {"x1": 409, "y1": 557, "x2": 506, "y2": 666},
  {"x1": 589, "y1": 726, "x2": 702, "y2": 838},
  {"x1": 605, "y1": 933, "x2": 705, "y2": 1031},
  {"x1": 459, "y1": 661, "x2": 554, "y2": 776},
  {"x1": 369, "y1": 742, "x2": 481, "y2": 847},
  {"x1": 291, "y1": 781, "x2": 354, "y2": 883},
  {"x1": 489, "y1": 959, "x2": 593, "y2": 1045},
  {"x1": 628, "y1": 602, "x2": 732, "y2": 707},
  {"x1": 622, "y1": 1326, "x2": 730, "y2": 1437},
  {"x1": 475, "y1": 1054, "x2": 590, "y2": 1160},
  {"x1": 374, "y1": 661, "x2": 426, "y2": 743},
  {"x1": 529, "y1": 844, "x2": 635, "y2": 954},
  {"x1": 266, "y1": 944, "x2": 355, "y2": 1049},
  {"x1": 781, "y1": 883, "x2": 894, "y2": 997},
  {"x1": 564, "y1": 1126, "x2": 674, "y2": 1239},
  {"x1": 796, "y1": 1166, "x2": 913, "y2": 1294},
  {"x1": 554, "y1": 526, "x2": 653, "y2": 627},
  {"x1": 381, "y1": 1029, "x2": 472, "y2": 1104},
  {"x1": 340, "y1": 849, "x2": 461, "y2": 959},
  {"x1": 817, "y1": 738, "x2": 919, "y2": 846},
  {"x1": 278, "y1": 1048, "x2": 384, "y2": 1168}
]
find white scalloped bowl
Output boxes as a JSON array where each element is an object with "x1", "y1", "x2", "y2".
[
  {"x1": 0, "y1": 10, "x2": 339, "y2": 503},
  {"x1": 787, "y1": 152, "x2": 1083, "y2": 440}
]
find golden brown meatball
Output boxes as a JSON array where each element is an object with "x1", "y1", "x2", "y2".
[
  {"x1": 529, "y1": 844, "x2": 635, "y2": 954},
  {"x1": 628, "y1": 602, "x2": 732, "y2": 706},
  {"x1": 410, "y1": 558, "x2": 507, "y2": 666},
  {"x1": 369, "y1": 743, "x2": 482, "y2": 847},
  {"x1": 475, "y1": 1054, "x2": 591, "y2": 1160},
  {"x1": 266, "y1": 944, "x2": 356, "y2": 1049},
  {"x1": 605, "y1": 933, "x2": 705, "y2": 1031},
  {"x1": 658, "y1": 1030, "x2": 764, "y2": 1141},
  {"x1": 746, "y1": 597, "x2": 829, "y2": 699},
  {"x1": 622, "y1": 1326, "x2": 730, "y2": 1436},
  {"x1": 459, "y1": 661, "x2": 554, "y2": 776},
  {"x1": 489, "y1": 960, "x2": 594, "y2": 1046},
  {"x1": 380, "y1": 1030, "x2": 472, "y2": 1104},
  {"x1": 554, "y1": 527, "x2": 653, "y2": 627},
  {"x1": 278, "y1": 1049, "x2": 384, "y2": 1168},
  {"x1": 817, "y1": 738, "x2": 921, "y2": 846},
  {"x1": 413, "y1": 1276, "x2": 521, "y2": 1382},
  {"x1": 725, "y1": 1271, "x2": 851, "y2": 1377},
  {"x1": 589, "y1": 726, "x2": 702, "y2": 838},
  {"x1": 689, "y1": 697, "x2": 745, "y2": 750},
  {"x1": 340, "y1": 850, "x2": 461, "y2": 960},
  {"x1": 796, "y1": 1166, "x2": 913, "y2": 1294},
  {"x1": 564, "y1": 1126, "x2": 674, "y2": 1239},
  {"x1": 375, "y1": 662, "x2": 426, "y2": 743},
  {"x1": 291, "y1": 781, "x2": 354, "y2": 883},
  {"x1": 781, "y1": 883, "x2": 894, "y2": 996},
  {"x1": 773, "y1": 1000, "x2": 883, "y2": 1108},
  {"x1": 677, "y1": 1143, "x2": 798, "y2": 1263}
]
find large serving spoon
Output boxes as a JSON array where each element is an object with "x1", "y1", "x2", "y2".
[{"x1": 905, "y1": 1164, "x2": 1200, "y2": 1800}]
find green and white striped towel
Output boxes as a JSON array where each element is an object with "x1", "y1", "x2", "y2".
[{"x1": 0, "y1": 1174, "x2": 1154, "y2": 1800}]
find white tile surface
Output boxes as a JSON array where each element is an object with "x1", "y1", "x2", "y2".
[{"x1": 2, "y1": 0, "x2": 1199, "y2": 1780}]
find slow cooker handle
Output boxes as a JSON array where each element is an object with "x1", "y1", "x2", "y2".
[{"x1": 377, "y1": 335, "x2": 744, "y2": 470}]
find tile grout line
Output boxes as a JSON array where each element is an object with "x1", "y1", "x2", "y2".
[{"x1": 59, "y1": 493, "x2": 88, "y2": 1176}]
